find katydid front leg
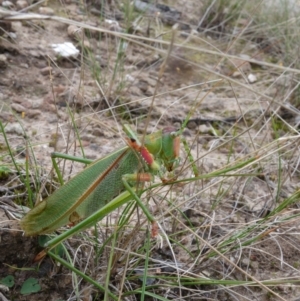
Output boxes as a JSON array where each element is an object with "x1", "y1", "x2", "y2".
[
  {"x1": 122, "y1": 125, "x2": 182, "y2": 237},
  {"x1": 122, "y1": 136, "x2": 160, "y2": 238}
]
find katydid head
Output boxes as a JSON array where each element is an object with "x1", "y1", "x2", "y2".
[
  {"x1": 123, "y1": 124, "x2": 180, "y2": 175},
  {"x1": 144, "y1": 127, "x2": 180, "y2": 173}
]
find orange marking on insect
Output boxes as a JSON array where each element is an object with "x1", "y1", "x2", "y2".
[{"x1": 126, "y1": 138, "x2": 141, "y2": 150}]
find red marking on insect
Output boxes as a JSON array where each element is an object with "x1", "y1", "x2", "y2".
[
  {"x1": 139, "y1": 146, "x2": 155, "y2": 166},
  {"x1": 126, "y1": 138, "x2": 155, "y2": 166}
]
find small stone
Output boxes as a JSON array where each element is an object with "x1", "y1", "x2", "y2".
[
  {"x1": 125, "y1": 74, "x2": 135, "y2": 82},
  {"x1": 76, "y1": 139, "x2": 90, "y2": 147},
  {"x1": 251, "y1": 261, "x2": 259, "y2": 269},
  {"x1": 241, "y1": 258, "x2": 250, "y2": 267},
  {"x1": 104, "y1": 19, "x2": 121, "y2": 32},
  {"x1": 16, "y1": 0, "x2": 28, "y2": 9},
  {"x1": 173, "y1": 122, "x2": 181, "y2": 129},
  {"x1": 9, "y1": 32, "x2": 17, "y2": 39},
  {"x1": 144, "y1": 77, "x2": 157, "y2": 87},
  {"x1": 0, "y1": 112, "x2": 14, "y2": 122},
  {"x1": 80, "y1": 135, "x2": 94, "y2": 142},
  {"x1": 27, "y1": 109, "x2": 41, "y2": 118},
  {"x1": 276, "y1": 74, "x2": 292, "y2": 87},
  {"x1": 0, "y1": 54, "x2": 7, "y2": 70},
  {"x1": 232, "y1": 71, "x2": 242, "y2": 78},
  {"x1": 231, "y1": 58, "x2": 251, "y2": 73},
  {"x1": 51, "y1": 42, "x2": 79, "y2": 58},
  {"x1": 182, "y1": 128, "x2": 192, "y2": 137},
  {"x1": 11, "y1": 103, "x2": 27, "y2": 113},
  {"x1": 225, "y1": 90, "x2": 235, "y2": 97},
  {"x1": 248, "y1": 73, "x2": 257, "y2": 83},
  {"x1": 198, "y1": 137, "x2": 208, "y2": 145},
  {"x1": 40, "y1": 66, "x2": 53, "y2": 75},
  {"x1": 266, "y1": 87, "x2": 277, "y2": 97},
  {"x1": 31, "y1": 99, "x2": 43, "y2": 109},
  {"x1": 129, "y1": 86, "x2": 142, "y2": 96},
  {"x1": 5, "y1": 123, "x2": 23, "y2": 135},
  {"x1": 57, "y1": 111, "x2": 68, "y2": 121},
  {"x1": 92, "y1": 128, "x2": 104, "y2": 137},
  {"x1": 67, "y1": 25, "x2": 82, "y2": 39},
  {"x1": 186, "y1": 120, "x2": 197, "y2": 130},
  {"x1": 11, "y1": 21, "x2": 22, "y2": 32},
  {"x1": 38, "y1": 7, "x2": 54, "y2": 15},
  {"x1": 198, "y1": 124, "x2": 210, "y2": 134},
  {"x1": 20, "y1": 63, "x2": 29, "y2": 69},
  {"x1": 2, "y1": 1, "x2": 14, "y2": 8},
  {"x1": 82, "y1": 40, "x2": 91, "y2": 49}
]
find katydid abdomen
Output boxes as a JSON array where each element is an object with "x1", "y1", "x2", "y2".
[{"x1": 21, "y1": 147, "x2": 141, "y2": 236}]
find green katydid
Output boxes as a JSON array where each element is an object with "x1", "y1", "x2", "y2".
[{"x1": 20, "y1": 124, "x2": 181, "y2": 240}]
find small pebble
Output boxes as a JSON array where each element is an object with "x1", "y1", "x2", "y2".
[
  {"x1": 0, "y1": 54, "x2": 7, "y2": 70},
  {"x1": 20, "y1": 63, "x2": 29, "y2": 69},
  {"x1": 5, "y1": 123, "x2": 23, "y2": 135},
  {"x1": 39, "y1": 7, "x2": 54, "y2": 15},
  {"x1": 2, "y1": 1, "x2": 14, "y2": 8},
  {"x1": 232, "y1": 58, "x2": 251, "y2": 73},
  {"x1": 67, "y1": 25, "x2": 82, "y2": 39},
  {"x1": 92, "y1": 128, "x2": 104, "y2": 137},
  {"x1": 83, "y1": 40, "x2": 91, "y2": 49},
  {"x1": 51, "y1": 42, "x2": 79, "y2": 58},
  {"x1": 9, "y1": 32, "x2": 17, "y2": 39},
  {"x1": 0, "y1": 112, "x2": 15, "y2": 122},
  {"x1": 40, "y1": 66, "x2": 53, "y2": 75},
  {"x1": 198, "y1": 124, "x2": 210, "y2": 134},
  {"x1": 232, "y1": 71, "x2": 242, "y2": 78},
  {"x1": 11, "y1": 103, "x2": 27, "y2": 113},
  {"x1": 242, "y1": 258, "x2": 250, "y2": 267},
  {"x1": 27, "y1": 109, "x2": 41, "y2": 118},
  {"x1": 16, "y1": 0, "x2": 28, "y2": 9},
  {"x1": 182, "y1": 128, "x2": 192, "y2": 137},
  {"x1": 104, "y1": 19, "x2": 121, "y2": 32},
  {"x1": 186, "y1": 120, "x2": 197, "y2": 130},
  {"x1": 248, "y1": 73, "x2": 257, "y2": 83},
  {"x1": 276, "y1": 74, "x2": 292, "y2": 87}
]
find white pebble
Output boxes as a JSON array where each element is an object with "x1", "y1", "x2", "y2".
[{"x1": 248, "y1": 73, "x2": 257, "y2": 83}]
